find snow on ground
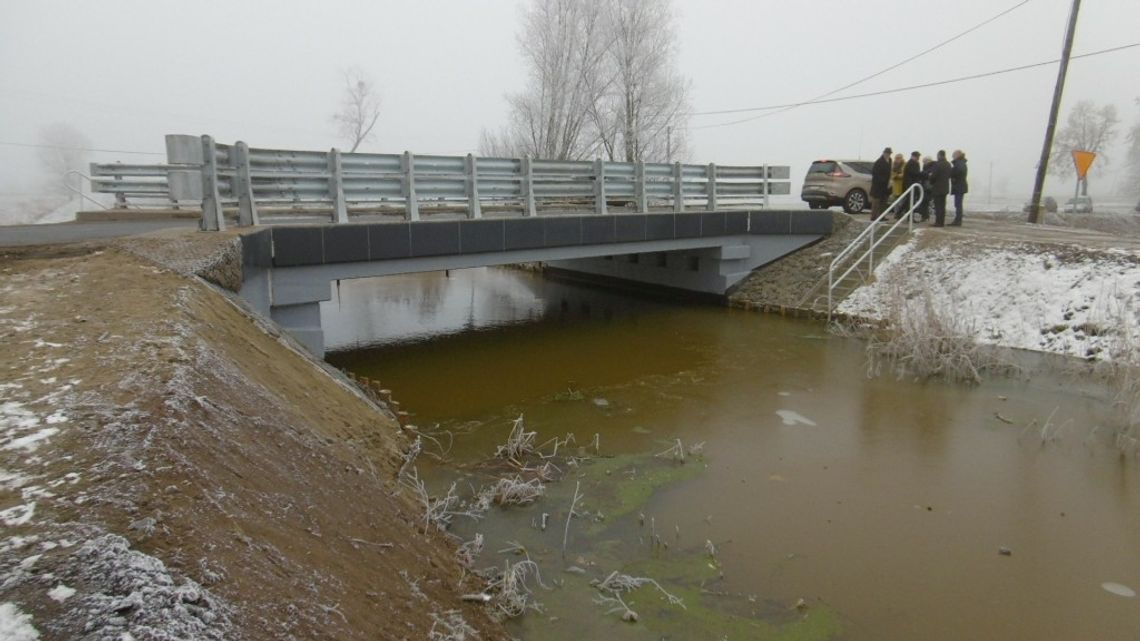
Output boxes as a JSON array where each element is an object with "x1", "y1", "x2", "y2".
[
  {"x1": 1, "y1": 267, "x2": 233, "y2": 638},
  {"x1": 0, "y1": 602, "x2": 40, "y2": 640},
  {"x1": 839, "y1": 232, "x2": 1140, "y2": 359}
]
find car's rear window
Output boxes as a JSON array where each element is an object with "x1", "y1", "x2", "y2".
[
  {"x1": 845, "y1": 162, "x2": 873, "y2": 175},
  {"x1": 808, "y1": 161, "x2": 837, "y2": 174}
]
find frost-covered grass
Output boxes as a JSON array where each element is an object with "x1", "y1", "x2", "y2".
[{"x1": 839, "y1": 235, "x2": 1140, "y2": 361}]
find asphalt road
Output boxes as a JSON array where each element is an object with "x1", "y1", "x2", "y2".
[{"x1": 0, "y1": 220, "x2": 198, "y2": 247}]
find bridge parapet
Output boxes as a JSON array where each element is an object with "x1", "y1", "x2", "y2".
[{"x1": 88, "y1": 135, "x2": 791, "y2": 231}]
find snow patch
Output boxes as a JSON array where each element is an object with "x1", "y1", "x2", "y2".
[
  {"x1": 839, "y1": 240, "x2": 1140, "y2": 359},
  {"x1": 0, "y1": 603, "x2": 40, "y2": 641},
  {"x1": 0, "y1": 503, "x2": 36, "y2": 527},
  {"x1": 53, "y1": 534, "x2": 232, "y2": 639},
  {"x1": 47, "y1": 584, "x2": 76, "y2": 602}
]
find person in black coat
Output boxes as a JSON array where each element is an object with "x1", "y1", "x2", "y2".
[
  {"x1": 902, "y1": 151, "x2": 923, "y2": 221},
  {"x1": 918, "y1": 156, "x2": 935, "y2": 221},
  {"x1": 870, "y1": 147, "x2": 893, "y2": 220},
  {"x1": 950, "y1": 150, "x2": 969, "y2": 226},
  {"x1": 929, "y1": 150, "x2": 952, "y2": 227}
]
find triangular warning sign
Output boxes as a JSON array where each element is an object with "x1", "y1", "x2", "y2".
[{"x1": 1072, "y1": 150, "x2": 1096, "y2": 179}]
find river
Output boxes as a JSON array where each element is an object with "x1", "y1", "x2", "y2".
[{"x1": 325, "y1": 267, "x2": 1139, "y2": 641}]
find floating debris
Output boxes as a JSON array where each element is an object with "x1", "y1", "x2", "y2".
[
  {"x1": 1101, "y1": 582, "x2": 1136, "y2": 598},
  {"x1": 775, "y1": 410, "x2": 817, "y2": 427}
]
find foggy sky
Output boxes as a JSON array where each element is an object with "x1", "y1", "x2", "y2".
[{"x1": 1, "y1": 0, "x2": 1138, "y2": 203}]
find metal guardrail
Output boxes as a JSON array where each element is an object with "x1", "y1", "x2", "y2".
[
  {"x1": 88, "y1": 134, "x2": 792, "y2": 231},
  {"x1": 826, "y1": 183, "x2": 924, "y2": 319}
]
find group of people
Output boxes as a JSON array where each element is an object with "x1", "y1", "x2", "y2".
[{"x1": 870, "y1": 146, "x2": 968, "y2": 227}]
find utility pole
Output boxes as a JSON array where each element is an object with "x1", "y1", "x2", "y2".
[
  {"x1": 1028, "y1": 0, "x2": 1081, "y2": 224},
  {"x1": 666, "y1": 125, "x2": 673, "y2": 162}
]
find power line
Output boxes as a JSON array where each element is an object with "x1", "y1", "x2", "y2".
[
  {"x1": 0, "y1": 141, "x2": 165, "y2": 156},
  {"x1": 692, "y1": 42, "x2": 1140, "y2": 130},
  {"x1": 692, "y1": 0, "x2": 1031, "y2": 125}
]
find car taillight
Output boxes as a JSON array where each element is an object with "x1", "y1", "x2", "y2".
[{"x1": 828, "y1": 170, "x2": 849, "y2": 177}]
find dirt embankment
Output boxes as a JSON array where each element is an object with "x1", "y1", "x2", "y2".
[{"x1": 0, "y1": 238, "x2": 506, "y2": 639}]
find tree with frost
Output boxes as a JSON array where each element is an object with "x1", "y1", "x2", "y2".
[
  {"x1": 483, "y1": 0, "x2": 689, "y2": 162},
  {"x1": 36, "y1": 122, "x2": 91, "y2": 194},
  {"x1": 1124, "y1": 97, "x2": 1140, "y2": 200},
  {"x1": 498, "y1": 0, "x2": 611, "y2": 160},
  {"x1": 1049, "y1": 100, "x2": 1119, "y2": 195},
  {"x1": 591, "y1": 0, "x2": 690, "y2": 162},
  {"x1": 331, "y1": 68, "x2": 382, "y2": 152}
]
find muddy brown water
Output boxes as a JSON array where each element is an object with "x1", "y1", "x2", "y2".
[{"x1": 326, "y1": 268, "x2": 1139, "y2": 641}]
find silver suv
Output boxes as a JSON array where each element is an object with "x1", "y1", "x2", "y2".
[{"x1": 801, "y1": 159, "x2": 875, "y2": 214}]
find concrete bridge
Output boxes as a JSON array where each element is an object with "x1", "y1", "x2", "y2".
[{"x1": 238, "y1": 209, "x2": 831, "y2": 356}]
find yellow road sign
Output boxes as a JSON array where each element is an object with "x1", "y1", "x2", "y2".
[{"x1": 1072, "y1": 150, "x2": 1096, "y2": 179}]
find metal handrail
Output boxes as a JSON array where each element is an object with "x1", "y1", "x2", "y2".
[
  {"x1": 827, "y1": 183, "x2": 924, "y2": 318},
  {"x1": 63, "y1": 170, "x2": 110, "y2": 210}
]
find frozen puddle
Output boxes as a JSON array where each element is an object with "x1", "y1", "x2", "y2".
[{"x1": 776, "y1": 410, "x2": 817, "y2": 427}]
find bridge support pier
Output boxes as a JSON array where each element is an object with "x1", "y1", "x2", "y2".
[{"x1": 270, "y1": 301, "x2": 326, "y2": 357}]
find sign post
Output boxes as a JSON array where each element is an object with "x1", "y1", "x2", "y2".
[{"x1": 1071, "y1": 150, "x2": 1096, "y2": 199}]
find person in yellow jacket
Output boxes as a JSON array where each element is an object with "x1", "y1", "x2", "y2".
[{"x1": 890, "y1": 153, "x2": 906, "y2": 201}]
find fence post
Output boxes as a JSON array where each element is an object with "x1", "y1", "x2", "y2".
[
  {"x1": 465, "y1": 153, "x2": 482, "y2": 219},
  {"x1": 672, "y1": 161, "x2": 683, "y2": 213},
  {"x1": 594, "y1": 158, "x2": 607, "y2": 215},
  {"x1": 635, "y1": 161, "x2": 647, "y2": 213},
  {"x1": 707, "y1": 163, "x2": 718, "y2": 211},
  {"x1": 328, "y1": 148, "x2": 349, "y2": 224},
  {"x1": 762, "y1": 164, "x2": 770, "y2": 208},
  {"x1": 402, "y1": 151, "x2": 419, "y2": 221},
  {"x1": 522, "y1": 155, "x2": 536, "y2": 217},
  {"x1": 200, "y1": 135, "x2": 225, "y2": 231},
  {"x1": 234, "y1": 141, "x2": 259, "y2": 226}
]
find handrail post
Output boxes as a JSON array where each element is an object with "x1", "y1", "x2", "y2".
[
  {"x1": 522, "y1": 155, "x2": 536, "y2": 216},
  {"x1": 402, "y1": 151, "x2": 419, "y2": 221},
  {"x1": 763, "y1": 164, "x2": 770, "y2": 208},
  {"x1": 465, "y1": 153, "x2": 482, "y2": 219},
  {"x1": 200, "y1": 134, "x2": 225, "y2": 231},
  {"x1": 868, "y1": 223, "x2": 875, "y2": 273},
  {"x1": 672, "y1": 161, "x2": 683, "y2": 213},
  {"x1": 235, "y1": 141, "x2": 259, "y2": 226},
  {"x1": 707, "y1": 163, "x2": 718, "y2": 211},
  {"x1": 329, "y1": 148, "x2": 348, "y2": 224},
  {"x1": 635, "y1": 161, "x2": 647, "y2": 213},
  {"x1": 594, "y1": 158, "x2": 607, "y2": 215}
]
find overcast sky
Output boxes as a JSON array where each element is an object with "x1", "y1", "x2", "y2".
[{"x1": 1, "y1": 0, "x2": 1138, "y2": 203}]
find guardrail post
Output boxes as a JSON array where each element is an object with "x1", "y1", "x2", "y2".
[
  {"x1": 635, "y1": 161, "x2": 647, "y2": 212},
  {"x1": 328, "y1": 148, "x2": 349, "y2": 224},
  {"x1": 200, "y1": 135, "x2": 225, "y2": 231},
  {"x1": 522, "y1": 155, "x2": 536, "y2": 217},
  {"x1": 465, "y1": 153, "x2": 482, "y2": 219},
  {"x1": 402, "y1": 151, "x2": 419, "y2": 221},
  {"x1": 762, "y1": 164, "x2": 770, "y2": 208},
  {"x1": 594, "y1": 158, "x2": 607, "y2": 215},
  {"x1": 707, "y1": 163, "x2": 718, "y2": 211},
  {"x1": 234, "y1": 141, "x2": 259, "y2": 226},
  {"x1": 672, "y1": 161, "x2": 683, "y2": 213}
]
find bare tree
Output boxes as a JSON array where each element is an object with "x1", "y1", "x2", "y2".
[
  {"x1": 1124, "y1": 97, "x2": 1140, "y2": 200},
  {"x1": 331, "y1": 68, "x2": 382, "y2": 152},
  {"x1": 1049, "y1": 100, "x2": 1119, "y2": 194},
  {"x1": 594, "y1": 0, "x2": 690, "y2": 163},
  {"x1": 36, "y1": 123, "x2": 91, "y2": 195},
  {"x1": 504, "y1": 0, "x2": 612, "y2": 160},
  {"x1": 486, "y1": 0, "x2": 690, "y2": 163}
]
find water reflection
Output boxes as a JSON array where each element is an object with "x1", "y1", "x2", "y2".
[{"x1": 327, "y1": 268, "x2": 1140, "y2": 641}]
